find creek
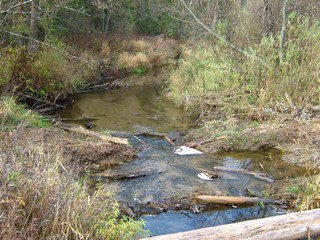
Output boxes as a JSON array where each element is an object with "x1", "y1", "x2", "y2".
[{"x1": 58, "y1": 83, "x2": 306, "y2": 237}]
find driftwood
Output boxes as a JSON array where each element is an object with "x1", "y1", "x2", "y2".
[
  {"x1": 135, "y1": 132, "x2": 175, "y2": 146},
  {"x1": 214, "y1": 166, "x2": 275, "y2": 183},
  {"x1": 49, "y1": 114, "x2": 98, "y2": 122},
  {"x1": 94, "y1": 169, "x2": 159, "y2": 180},
  {"x1": 144, "y1": 208, "x2": 320, "y2": 240},
  {"x1": 19, "y1": 93, "x2": 66, "y2": 109},
  {"x1": 192, "y1": 195, "x2": 282, "y2": 205},
  {"x1": 78, "y1": 78, "x2": 123, "y2": 93},
  {"x1": 56, "y1": 121, "x2": 128, "y2": 145}
]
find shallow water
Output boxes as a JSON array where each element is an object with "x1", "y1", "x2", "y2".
[
  {"x1": 57, "y1": 84, "x2": 307, "y2": 237},
  {"x1": 57, "y1": 84, "x2": 190, "y2": 133}
]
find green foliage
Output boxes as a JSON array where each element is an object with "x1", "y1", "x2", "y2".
[
  {"x1": 0, "y1": 96, "x2": 50, "y2": 128},
  {"x1": 290, "y1": 175, "x2": 320, "y2": 211},
  {"x1": 0, "y1": 145, "x2": 147, "y2": 239},
  {"x1": 1, "y1": 46, "x2": 88, "y2": 98},
  {"x1": 168, "y1": 15, "x2": 320, "y2": 121}
]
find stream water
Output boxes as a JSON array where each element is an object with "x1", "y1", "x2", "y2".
[{"x1": 58, "y1": 84, "x2": 306, "y2": 237}]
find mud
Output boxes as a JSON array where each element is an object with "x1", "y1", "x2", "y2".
[
  {"x1": 187, "y1": 118, "x2": 320, "y2": 167},
  {"x1": 0, "y1": 127, "x2": 136, "y2": 174}
]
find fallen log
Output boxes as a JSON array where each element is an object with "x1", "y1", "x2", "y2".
[
  {"x1": 49, "y1": 114, "x2": 98, "y2": 122},
  {"x1": 214, "y1": 166, "x2": 275, "y2": 183},
  {"x1": 143, "y1": 208, "x2": 320, "y2": 240},
  {"x1": 192, "y1": 195, "x2": 282, "y2": 205},
  {"x1": 94, "y1": 169, "x2": 160, "y2": 180},
  {"x1": 135, "y1": 132, "x2": 176, "y2": 146},
  {"x1": 56, "y1": 121, "x2": 128, "y2": 145}
]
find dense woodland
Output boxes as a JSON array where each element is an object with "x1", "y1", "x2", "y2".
[{"x1": 1, "y1": 1, "x2": 320, "y2": 239}]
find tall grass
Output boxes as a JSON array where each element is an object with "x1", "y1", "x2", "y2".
[
  {"x1": 0, "y1": 145, "x2": 146, "y2": 239},
  {"x1": 167, "y1": 14, "x2": 320, "y2": 121},
  {"x1": 0, "y1": 96, "x2": 50, "y2": 128},
  {"x1": 0, "y1": 46, "x2": 89, "y2": 99}
]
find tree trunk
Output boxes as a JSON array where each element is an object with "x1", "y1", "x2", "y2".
[
  {"x1": 192, "y1": 195, "x2": 282, "y2": 205},
  {"x1": 144, "y1": 208, "x2": 320, "y2": 240},
  {"x1": 263, "y1": 0, "x2": 273, "y2": 37},
  {"x1": 29, "y1": 0, "x2": 41, "y2": 54},
  {"x1": 279, "y1": 0, "x2": 288, "y2": 64},
  {"x1": 104, "y1": 8, "x2": 111, "y2": 35}
]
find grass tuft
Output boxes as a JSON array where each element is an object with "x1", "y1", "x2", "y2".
[{"x1": 0, "y1": 96, "x2": 50, "y2": 128}]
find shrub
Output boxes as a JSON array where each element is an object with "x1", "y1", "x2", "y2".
[
  {"x1": 0, "y1": 46, "x2": 89, "y2": 99},
  {"x1": 167, "y1": 14, "x2": 320, "y2": 121}
]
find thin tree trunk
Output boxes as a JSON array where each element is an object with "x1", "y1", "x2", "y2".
[
  {"x1": 263, "y1": 0, "x2": 273, "y2": 37},
  {"x1": 29, "y1": 0, "x2": 40, "y2": 54},
  {"x1": 105, "y1": 8, "x2": 111, "y2": 35},
  {"x1": 280, "y1": 0, "x2": 288, "y2": 64}
]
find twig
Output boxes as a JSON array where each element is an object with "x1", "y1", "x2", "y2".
[
  {"x1": 1, "y1": 29, "x2": 93, "y2": 62},
  {"x1": 0, "y1": 0, "x2": 33, "y2": 14},
  {"x1": 18, "y1": 92, "x2": 66, "y2": 108}
]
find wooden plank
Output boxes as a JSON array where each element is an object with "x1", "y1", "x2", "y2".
[{"x1": 143, "y1": 209, "x2": 320, "y2": 240}]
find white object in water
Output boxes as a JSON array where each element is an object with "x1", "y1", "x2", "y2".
[
  {"x1": 174, "y1": 146, "x2": 203, "y2": 155},
  {"x1": 197, "y1": 173, "x2": 213, "y2": 181}
]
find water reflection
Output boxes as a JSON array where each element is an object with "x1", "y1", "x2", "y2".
[
  {"x1": 57, "y1": 85, "x2": 190, "y2": 132},
  {"x1": 142, "y1": 206, "x2": 284, "y2": 236}
]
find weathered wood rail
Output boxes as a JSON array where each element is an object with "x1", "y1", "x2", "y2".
[{"x1": 143, "y1": 209, "x2": 320, "y2": 240}]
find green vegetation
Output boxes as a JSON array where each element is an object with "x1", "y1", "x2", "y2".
[
  {"x1": 0, "y1": 46, "x2": 90, "y2": 99},
  {"x1": 0, "y1": 96, "x2": 50, "y2": 128},
  {"x1": 0, "y1": 145, "x2": 147, "y2": 239},
  {"x1": 168, "y1": 14, "x2": 320, "y2": 122},
  {"x1": 283, "y1": 175, "x2": 320, "y2": 211}
]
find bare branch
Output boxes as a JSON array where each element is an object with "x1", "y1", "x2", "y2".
[
  {"x1": 1, "y1": 0, "x2": 33, "y2": 14},
  {"x1": 179, "y1": 0, "x2": 270, "y2": 68},
  {"x1": 61, "y1": 6, "x2": 91, "y2": 17},
  {"x1": 1, "y1": 29, "x2": 93, "y2": 63}
]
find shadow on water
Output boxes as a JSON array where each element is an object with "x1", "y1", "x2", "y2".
[{"x1": 58, "y1": 84, "x2": 308, "y2": 237}]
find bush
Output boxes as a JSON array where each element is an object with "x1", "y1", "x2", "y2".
[
  {"x1": 0, "y1": 46, "x2": 90, "y2": 99},
  {"x1": 167, "y1": 15, "x2": 320, "y2": 121}
]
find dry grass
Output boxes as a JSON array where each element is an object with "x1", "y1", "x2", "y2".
[
  {"x1": 0, "y1": 144, "x2": 146, "y2": 240},
  {"x1": 116, "y1": 52, "x2": 151, "y2": 71},
  {"x1": 101, "y1": 41, "x2": 111, "y2": 58}
]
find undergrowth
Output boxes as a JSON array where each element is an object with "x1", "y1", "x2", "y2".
[
  {"x1": 0, "y1": 96, "x2": 50, "y2": 128},
  {"x1": 294, "y1": 174, "x2": 320, "y2": 211},
  {"x1": 0, "y1": 145, "x2": 146, "y2": 239},
  {"x1": 167, "y1": 14, "x2": 320, "y2": 121},
  {"x1": 0, "y1": 46, "x2": 90, "y2": 99}
]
